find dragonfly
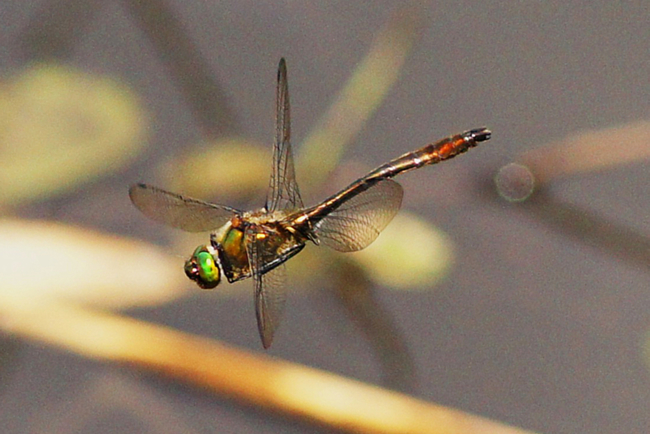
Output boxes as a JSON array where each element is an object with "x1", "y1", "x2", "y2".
[{"x1": 129, "y1": 58, "x2": 491, "y2": 348}]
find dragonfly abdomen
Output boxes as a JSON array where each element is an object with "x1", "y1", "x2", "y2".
[
  {"x1": 293, "y1": 128, "x2": 491, "y2": 232},
  {"x1": 367, "y1": 127, "x2": 491, "y2": 181}
]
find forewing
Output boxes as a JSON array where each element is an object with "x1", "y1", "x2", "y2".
[
  {"x1": 314, "y1": 179, "x2": 404, "y2": 252},
  {"x1": 245, "y1": 227, "x2": 287, "y2": 349},
  {"x1": 129, "y1": 183, "x2": 239, "y2": 232},
  {"x1": 265, "y1": 58, "x2": 304, "y2": 213}
]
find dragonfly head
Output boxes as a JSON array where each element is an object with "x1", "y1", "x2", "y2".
[{"x1": 184, "y1": 244, "x2": 221, "y2": 289}]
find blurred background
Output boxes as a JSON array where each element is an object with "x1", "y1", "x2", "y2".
[{"x1": 0, "y1": 1, "x2": 649, "y2": 433}]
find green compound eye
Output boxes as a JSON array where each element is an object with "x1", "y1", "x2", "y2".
[
  {"x1": 196, "y1": 251, "x2": 219, "y2": 283},
  {"x1": 185, "y1": 246, "x2": 221, "y2": 289}
]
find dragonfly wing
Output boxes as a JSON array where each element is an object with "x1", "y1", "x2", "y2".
[
  {"x1": 245, "y1": 227, "x2": 288, "y2": 349},
  {"x1": 313, "y1": 179, "x2": 404, "y2": 252},
  {"x1": 265, "y1": 58, "x2": 304, "y2": 213},
  {"x1": 129, "y1": 183, "x2": 240, "y2": 232}
]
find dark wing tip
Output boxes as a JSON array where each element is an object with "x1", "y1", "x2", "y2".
[
  {"x1": 128, "y1": 183, "x2": 155, "y2": 202},
  {"x1": 128, "y1": 183, "x2": 144, "y2": 199},
  {"x1": 261, "y1": 333, "x2": 273, "y2": 349},
  {"x1": 129, "y1": 182, "x2": 149, "y2": 190},
  {"x1": 257, "y1": 312, "x2": 275, "y2": 349}
]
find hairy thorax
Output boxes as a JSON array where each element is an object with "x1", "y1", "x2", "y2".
[{"x1": 214, "y1": 209, "x2": 307, "y2": 283}]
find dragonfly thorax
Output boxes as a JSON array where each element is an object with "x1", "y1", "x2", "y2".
[{"x1": 242, "y1": 208, "x2": 290, "y2": 223}]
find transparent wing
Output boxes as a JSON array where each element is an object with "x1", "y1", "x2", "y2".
[
  {"x1": 245, "y1": 227, "x2": 287, "y2": 349},
  {"x1": 129, "y1": 183, "x2": 240, "y2": 232},
  {"x1": 265, "y1": 58, "x2": 304, "y2": 213},
  {"x1": 313, "y1": 179, "x2": 404, "y2": 252}
]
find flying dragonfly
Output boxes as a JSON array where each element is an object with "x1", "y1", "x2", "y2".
[{"x1": 129, "y1": 58, "x2": 491, "y2": 348}]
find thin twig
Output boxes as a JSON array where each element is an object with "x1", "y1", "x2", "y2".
[{"x1": 1, "y1": 301, "x2": 538, "y2": 434}]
